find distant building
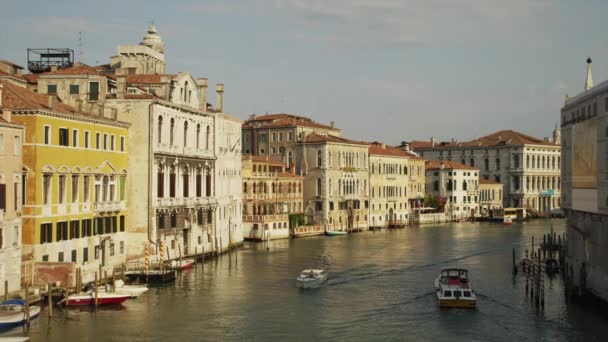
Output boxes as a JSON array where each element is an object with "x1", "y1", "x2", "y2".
[
  {"x1": 407, "y1": 129, "x2": 561, "y2": 215},
  {"x1": 425, "y1": 160, "x2": 480, "y2": 219},
  {"x1": 297, "y1": 133, "x2": 369, "y2": 231},
  {"x1": 241, "y1": 155, "x2": 303, "y2": 240},
  {"x1": 368, "y1": 142, "x2": 421, "y2": 228},
  {"x1": 561, "y1": 57, "x2": 608, "y2": 301},
  {"x1": 242, "y1": 114, "x2": 340, "y2": 171},
  {"x1": 478, "y1": 178, "x2": 504, "y2": 217},
  {"x1": 0, "y1": 85, "x2": 25, "y2": 294}
]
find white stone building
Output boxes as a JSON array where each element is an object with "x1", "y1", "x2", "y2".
[
  {"x1": 297, "y1": 133, "x2": 369, "y2": 231},
  {"x1": 409, "y1": 129, "x2": 561, "y2": 215},
  {"x1": 425, "y1": 160, "x2": 480, "y2": 219}
]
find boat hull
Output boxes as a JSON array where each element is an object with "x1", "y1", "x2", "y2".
[
  {"x1": 438, "y1": 298, "x2": 476, "y2": 309},
  {"x1": 66, "y1": 294, "x2": 130, "y2": 306},
  {"x1": 296, "y1": 277, "x2": 327, "y2": 288},
  {"x1": 0, "y1": 306, "x2": 40, "y2": 331}
]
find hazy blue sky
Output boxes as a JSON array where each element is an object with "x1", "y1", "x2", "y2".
[{"x1": 1, "y1": 0, "x2": 606, "y2": 144}]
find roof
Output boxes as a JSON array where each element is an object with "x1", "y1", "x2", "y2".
[
  {"x1": 303, "y1": 133, "x2": 368, "y2": 146},
  {"x1": 23, "y1": 73, "x2": 39, "y2": 84},
  {"x1": 479, "y1": 178, "x2": 501, "y2": 185},
  {"x1": 242, "y1": 113, "x2": 338, "y2": 131},
  {"x1": 125, "y1": 74, "x2": 176, "y2": 84},
  {"x1": 425, "y1": 160, "x2": 479, "y2": 171},
  {"x1": 0, "y1": 59, "x2": 24, "y2": 69},
  {"x1": 0, "y1": 70, "x2": 28, "y2": 82},
  {"x1": 410, "y1": 130, "x2": 557, "y2": 150},
  {"x1": 38, "y1": 63, "x2": 110, "y2": 78},
  {"x1": 368, "y1": 142, "x2": 423, "y2": 159},
  {"x1": 242, "y1": 154, "x2": 285, "y2": 165},
  {"x1": 0, "y1": 80, "x2": 78, "y2": 115}
]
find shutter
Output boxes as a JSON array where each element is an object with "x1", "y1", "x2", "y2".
[{"x1": 0, "y1": 184, "x2": 6, "y2": 210}]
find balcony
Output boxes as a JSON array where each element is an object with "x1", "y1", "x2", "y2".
[
  {"x1": 156, "y1": 197, "x2": 215, "y2": 208},
  {"x1": 243, "y1": 214, "x2": 288, "y2": 222},
  {"x1": 93, "y1": 201, "x2": 125, "y2": 213}
]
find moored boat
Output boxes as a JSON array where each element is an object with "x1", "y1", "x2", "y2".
[
  {"x1": 167, "y1": 258, "x2": 196, "y2": 270},
  {"x1": 63, "y1": 292, "x2": 131, "y2": 306},
  {"x1": 296, "y1": 269, "x2": 327, "y2": 288},
  {"x1": 0, "y1": 300, "x2": 40, "y2": 331},
  {"x1": 97, "y1": 280, "x2": 149, "y2": 298},
  {"x1": 325, "y1": 230, "x2": 347, "y2": 236},
  {"x1": 435, "y1": 268, "x2": 477, "y2": 309},
  {"x1": 503, "y1": 217, "x2": 513, "y2": 226}
]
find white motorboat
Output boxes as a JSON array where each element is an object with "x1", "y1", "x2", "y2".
[
  {"x1": 296, "y1": 269, "x2": 327, "y2": 288},
  {"x1": 0, "y1": 300, "x2": 41, "y2": 331},
  {"x1": 97, "y1": 279, "x2": 149, "y2": 298},
  {"x1": 435, "y1": 268, "x2": 477, "y2": 308}
]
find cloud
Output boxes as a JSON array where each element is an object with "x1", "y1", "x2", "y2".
[{"x1": 272, "y1": 0, "x2": 555, "y2": 46}]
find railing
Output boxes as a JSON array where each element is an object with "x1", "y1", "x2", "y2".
[
  {"x1": 93, "y1": 201, "x2": 125, "y2": 212},
  {"x1": 157, "y1": 197, "x2": 215, "y2": 207},
  {"x1": 244, "y1": 193, "x2": 302, "y2": 200},
  {"x1": 243, "y1": 214, "x2": 288, "y2": 222}
]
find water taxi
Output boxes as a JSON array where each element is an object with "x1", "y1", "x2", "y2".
[
  {"x1": 434, "y1": 268, "x2": 476, "y2": 308},
  {"x1": 296, "y1": 269, "x2": 327, "y2": 288},
  {"x1": 503, "y1": 217, "x2": 513, "y2": 226},
  {"x1": 325, "y1": 230, "x2": 347, "y2": 236}
]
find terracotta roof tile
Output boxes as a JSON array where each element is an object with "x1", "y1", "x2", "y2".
[
  {"x1": 425, "y1": 160, "x2": 479, "y2": 171},
  {"x1": 410, "y1": 130, "x2": 557, "y2": 150},
  {"x1": 479, "y1": 178, "x2": 501, "y2": 185},
  {"x1": 303, "y1": 133, "x2": 368, "y2": 146},
  {"x1": 23, "y1": 73, "x2": 39, "y2": 83},
  {"x1": 368, "y1": 142, "x2": 423, "y2": 159},
  {"x1": 243, "y1": 113, "x2": 338, "y2": 131},
  {"x1": 0, "y1": 80, "x2": 77, "y2": 115},
  {"x1": 0, "y1": 59, "x2": 24, "y2": 69},
  {"x1": 125, "y1": 74, "x2": 176, "y2": 84},
  {"x1": 39, "y1": 63, "x2": 107, "y2": 77},
  {"x1": 242, "y1": 154, "x2": 284, "y2": 165}
]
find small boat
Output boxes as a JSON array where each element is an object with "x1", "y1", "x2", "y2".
[
  {"x1": 0, "y1": 300, "x2": 40, "y2": 331},
  {"x1": 545, "y1": 258, "x2": 560, "y2": 275},
  {"x1": 63, "y1": 291, "x2": 130, "y2": 306},
  {"x1": 325, "y1": 230, "x2": 347, "y2": 236},
  {"x1": 97, "y1": 279, "x2": 149, "y2": 298},
  {"x1": 296, "y1": 269, "x2": 328, "y2": 288},
  {"x1": 435, "y1": 268, "x2": 476, "y2": 309},
  {"x1": 167, "y1": 258, "x2": 196, "y2": 270},
  {"x1": 503, "y1": 217, "x2": 513, "y2": 226}
]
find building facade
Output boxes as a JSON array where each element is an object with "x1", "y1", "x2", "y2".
[
  {"x1": 408, "y1": 129, "x2": 561, "y2": 215},
  {"x1": 242, "y1": 155, "x2": 303, "y2": 240},
  {"x1": 242, "y1": 114, "x2": 340, "y2": 171},
  {"x1": 561, "y1": 58, "x2": 608, "y2": 301},
  {"x1": 425, "y1": 160, "x2": 480, "y2": 219},
  {"x1": 478, "y1": 179, "x2": 504, "y2": 217},
  {"x1": 0, "y1": 86, "x2": 25, "y2": 294},
  {"x1": 2, "y1": 80, "x2": 129, "y2": 282},
  {"x1": 368, "y1": 142, "x2": 420, "y2": 228},
  {"x1": 298, "y1": 133, "x2": 369, "y2": 231}
]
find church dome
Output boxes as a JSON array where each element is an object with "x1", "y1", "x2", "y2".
[{"x1": 141, "y1": 25, "x2": 164, "y2": 53}]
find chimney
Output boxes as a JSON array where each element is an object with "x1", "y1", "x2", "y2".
[
  {"x1": 196, "y1": 78, "x2": 208, "y2": 111},
  {"x1": 431, "y1": 137, "x2": 436, "y2": 147},
  {"x1": 116, "y1": 68, "x2": 127, "y2": 99},
  {"x1": 381, "y1": 143, "x2": 386, "y2": 149},
  {"x1": 216, "y1": 83, "x2": 224, "y2": 112},
  {"x1": 249, "y1": 114, "x2": 257, "y2": 121},
  {"x1": 291, "y1": 163, "x2": 296, "y2": 175},
  {"x1": 404, "y1": 143, "x2": 411, "y2": 151},
  {"x1": 50, "y1": 64, "x2": 58, "y2": 72},
  {"x1": 330, "y1": 121, "x2": 335, "y2": 128},
  {"x1": 47, "y1": 95, "x2": 57, "y2": 110}
]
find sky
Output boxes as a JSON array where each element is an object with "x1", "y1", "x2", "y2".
[{"x1": 1, "y1": 0, "x2": 607, "y2": 145}]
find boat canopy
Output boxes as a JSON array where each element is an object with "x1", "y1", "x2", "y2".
[{"x1": 440, "y1": 268, "x2": 469, "y2": 277}]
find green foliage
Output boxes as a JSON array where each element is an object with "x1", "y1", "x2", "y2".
[
  {"x1": 289, "y1": 214, "x2": 305, "y2": 229},
  {"x1": 424, "y1": 194, "x2": 440, "y2": 209}
]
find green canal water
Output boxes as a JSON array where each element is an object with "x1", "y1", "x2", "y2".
[{"x1": 4, "y1": 219, "x2": 608, "y2": 341}]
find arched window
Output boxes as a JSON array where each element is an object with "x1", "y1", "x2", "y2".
[
  {"x1": 526, "y1": 155, "x2": 530, "y2": 168},
  {"x1": 206, "y1": 125, "x2": 211, "y2": 150},
  {"x1": 462, "y1": 180, "x2": 467, "y2": 191},
  {"x1": 102, "y1": 176, "x2": 109, "y2": 201},
  {"x1": 316, "y1": 178, "x2": 322, "y2": 196},
  {"x1": 328, "y1": 151, "x2": 332, "y2": 167},
  {"x1": 243, "y1": 182, "x2": 248, "y2": 193},
  {"x1": 513, "y1": 155, "x2": 520, "y2": 168},
  {"x1": 317, "y1": 150, "x2": 322, "y2": 167},
  {"x1": 196, "y1": 124, "x2": 201, "y2": 149},
  {"x1": 157, "y1": 116, "x2": 163, "y2": 144},
  {"x1": 184, "y1": 81, "x2": 189, "y2": 101},
  {"x1": 183, "y1": 121, "x2": 188, "y2": 147},
  {"x1": 288, "y1": 151, "x2": 293, "y2": 167},
  {"x1": 484, "y1": 158, "x2": 489, "y2": 171},
  {"x1": 170, "y1": 118, "x2": 175, "y2": 145},
  {"x1": 470, "y1": 158, "x2": 475, "y2": 167}
]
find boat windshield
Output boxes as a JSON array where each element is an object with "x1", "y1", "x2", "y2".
[{"x1": 441, "y1": 269, "x2": 469, "y2": 278}]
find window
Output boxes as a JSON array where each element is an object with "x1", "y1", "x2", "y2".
[
  {"x1": 0, "y1": 184, "x2": 5, "y2": 211},
  {"x1": 103, "y1": 134, "x2": 108, "y2": 150},
  {"x1": 58, "y1": 252, "x2": 64, "y2": 262},
  {"x1": 158, "y1": 116, "x2": 163, "y2": 144},
  {"x1": 71, "y1": 175, "x2": 78, "y2": 203},
  {"x1": 316, "y1": 178, "x2": 322, "y2": 196},
  {"x1": 70, "y1": 220, "x2": 80, "y2": 239},
  {"x1": 83, "y1": 175, "x2": 90, "y2": 202},
  {"x1": 47, "y1": 84, "x2": 57, "y2": 94},
  {"x1": 56, "y1": 221, "x2": 68, "y2": 241},
  {"x1": 196, "y1": 124, "x2": 201, "y2": 148},
  {"x1": 272, "y1": 132, "x2": 277, "y2": 142},
  {"x1": 69, "y1": 84, "x2": 80, "y2": 94},
  {"x1": 110, "y1": 135, "x2": 115, "y2": 150},
  {"x1": 84, "y1": 131, "x2": 90, "y2": 148},
  {"x1": 44, "y1": 126, "x2": 51, "y2": 144},
  {"x1": 70, "y1": 129, "x2": 78, "y2": 147},
  {"x1": 120, "y1": 136, "x2": 125, "y2": 152},
  {"x1": 96, "y1": 133, "x2": 100, "y2": 149},
  {"x1": 183, "y1": 121, "x2": 188, "y2": 147},
  {"x1": 42, "y1": 174, "x2": 52, "y2": 205},
  {"x1": 89, "y1": 81, "x2": 99, "y2": 101},
  {"x1": 317, "y1": 150, "x2": 322, "y2": 167},
  {"x1": 206, "y1": 126, "x2": 211, "y2": 150},
  {"x1": 58, "y1": 128, "x2": 69, "y2": 146},
  {"x1": 170, "y1": 118, "x2": 175, "y2": 145},
  {"x1": 120, "y1": 215, "x2": 125, "y2": 232},
  {"x1": 288, "y1": 132, "x2": 293, "y2": 141},
  {"x1": 58, "y1": 175, "x2": 66, "y2": 204},
  {"x1": 13, "y1": 225, "x2": 19, "y2": 246},
  {"x1": 444, "y1": 290, "x2": 452, "y2": 297},
  {"x1": 40, "y1": 223, "x2": 52, "y2": 243},
  {"x1": 83, "y1": 247, "x2": 89, "y2": 263},
  {"x1": 169, "y1": 171, "x2": 176, "y2": 197}
]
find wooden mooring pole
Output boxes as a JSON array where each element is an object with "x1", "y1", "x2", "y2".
[
  {"x1": 4, "y1": 280, "x2": 7, "y2": 301},
  {"x1": 25, "y1": 285, "x2": 30, "y2": 327},
  {"x1": 94, "y1": 273, "x2": 99, "y2": 307},
  {"x1": 47, "y1": 282, "x2": 53, "y2": 318}
]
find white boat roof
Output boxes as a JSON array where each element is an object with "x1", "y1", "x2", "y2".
[
  {"x1": 440, "y1": 267, "x2": 469, "y2": 273},
  {"x1": 301, "y1": 269, "x2": 325, "y2": 273}
]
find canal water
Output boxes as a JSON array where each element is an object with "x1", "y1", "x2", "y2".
[{"x1": 5, "y1": 219, "x2": 608, "y2": 341}]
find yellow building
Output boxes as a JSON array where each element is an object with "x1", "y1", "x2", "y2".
[{"x1": 1, "y1": 81, "x2": 129, "y2": 281}]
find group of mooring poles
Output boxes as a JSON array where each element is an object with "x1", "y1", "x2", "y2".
[{"x1": 522, "y1": 247, "x2": 545, "y2": 309}]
